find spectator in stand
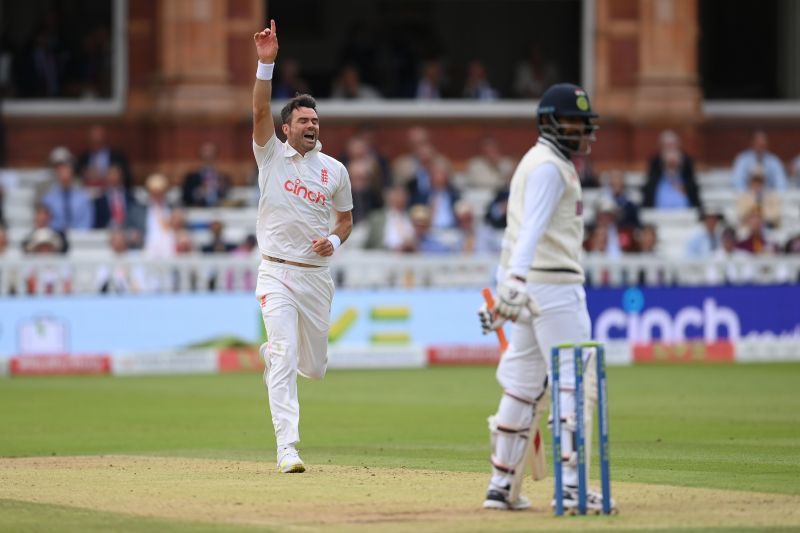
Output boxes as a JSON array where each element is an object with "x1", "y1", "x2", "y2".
[
  {"x1": 340, "y1": 135, "x2": 388, "y2": 190},
  {"x1": 331, "y1": 65, "x2": 381, "y2": 100},
  {"x1": 22, "y1": 204, "x2": 68, "y2": 254},
  {"x1": 351, "y1": 124, "x2": 391, "y2": 184},
  {"x1": 175, "y1": 228, "x2": 194, "y2": 255},
  {"x1": 399, "y1": 141, "x2": 436, "y2": 194},
  {"x1": 731, "y1": 130, "x2": 787, "y2": 191},
  {"x1": 644, "y1": 130, "x2": 701, "y2": 209},
  {"x1": 643, "y1": 147, "x2": 702, "y2": 210},
  {"x1": 602, "y1": 170, "x2": 640, "y2": 229},
  {"x1": 584, "y1": 224, "x2": 609, "y2": 256},
  {"x1": 143, "y1": 173, "x2": 176, "y2": 259},
  {"x1": 454, "y1": 200, "x2": 500, "y2": 254},
  {"x1": 76, "y1": 124, "x2": 132, "y2": 189},
  {"x1": 735, "y1": 164, "x2": 781, "y2": 228},
  {"x1": 17, "y1": 25, "x2": 64, "y2": 98},
  {"x1": 462, "y1": 60, "x2": 498, "y2": 100},
  {"x1": 416, "y1": 59, "x2": 446, "y2": 100},
  {"x1": 364, "y1": 186, "x2": 416, "y2": 252},
  {"x1": 512, "y1": 44, "x2": 558, "y2": 98},
  {"x1": 0, "y1": 224, "x2": 18, "y2": 260},
  {"x1": 409, "y1": 204, "x2": 450, "y2": 253},
  {"x1": 201, "y1": 220, "x2": 235, "y2": 254},
  {"x1": 391, "y1": 128, "x2": 451, "y2": 188},
  {"x1": 634, "y1": 223, "x2": 666, "y2": 285},
  {"x1": 686, "y1": 208, "x2": 725, "y2": 258},
  {"x1": 348, "y1": 159, "x2": 384, "y2": 226},
  {"x1": 182, "y1": 141, "x2": 231, "y2": 207},
  {"x1": 574, "y1": 156, "x2": 600, "y2": 189},
  {"x1": 273, "y1": 58, "x2": 310, "y2": 99},
  {"x1": 94, "y1": 229, "x2": 148, "y2": 294},
  {"x1": 235, "y1": 234, "x2": 258, "y2": 255},
  {"x1": 93, "y1": 162, "x2": 143, "y2": 231},
  {"x1": 465, "y1": 136, "x2": 515, "y2": 190},
  {"x1": 737, "y1": 210, "x2": 777, "y2": 255},
  {"x1": 707, "y1": 226, "x2": 753, "y2": 285},
  {"x1": 225, "y1": 234, "x2": 258, "y2": 291},
  {"x1": 587, "y1": 196, "x2": 636, "y2": 257},
  {"x1": 408, "y1": 159, "x2": 460, "y2": 229},
  {"x1": 23, "y1": 227, "x2": 71, "y2": 295},
  {"x1": 784, "y1": 234, "x2": 800, "y2": 254},
  {"x1": 636, "y1": 223, "x2": 659, "y2": 254},
  {"x1": 41, "y1": 146, "x2": 94, "y2": 232}
]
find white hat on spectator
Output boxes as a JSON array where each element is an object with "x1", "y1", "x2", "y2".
[
  {"x1": 49, "y1": 146, "x2": 74, "y2": 166},
  {"x1": 25, "y1": 227, "x2": 64, "y2": 253},
  {"x1": 145, "y1": 173, "x2": 169, "y2": 194},
  {"x1": 595, "y1": 194, "x2": 617, "y2": 214}
]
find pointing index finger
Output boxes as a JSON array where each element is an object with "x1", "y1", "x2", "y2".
[{"x1": 270, "y1": 19, "x2": 276, "y2": 36}]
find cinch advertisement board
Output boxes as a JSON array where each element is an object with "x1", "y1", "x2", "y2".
[{"x1": 1, "y1": 285, "x2": 798, "y2": 369}]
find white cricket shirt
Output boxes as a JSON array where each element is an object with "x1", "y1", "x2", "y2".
[
  {"x1": 253, "y1": 134, "x2": 353, "y2": 266},
  {"x1": 500, "y1": 139, "x2": 584, "y2": 284}
]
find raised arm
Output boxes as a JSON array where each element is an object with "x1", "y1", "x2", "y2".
[{"x1": 253, "y1": 19, "x2": 278, "y2": 146}]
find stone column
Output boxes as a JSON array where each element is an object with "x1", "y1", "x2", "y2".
[
  {"x1": 593, "y1": 0, "x2": 702, "y2": 166},
  {"x1": 594, "y1": 0, "x2": 701, "y2": 119},
  {"x1": 156, "y1": 0, "x2": 240, "y2": 115},
  {"x1": 633, "y1": 0, "x2": 701, "y2": 120}
]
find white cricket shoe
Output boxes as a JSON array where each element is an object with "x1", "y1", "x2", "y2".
[
  {"x1": 482, "y1": 486, "x2": 532, "y2": 511},
  {"x1": 553, "y1": 485, "x2": 617, "y2": 514},
  {"x1": 277, "y1": 446, "x2": 305, "y2": 474}
]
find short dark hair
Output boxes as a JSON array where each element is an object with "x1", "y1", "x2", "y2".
[{"x1": 280, "y1": 94, "x2": 317, "y2": 125}]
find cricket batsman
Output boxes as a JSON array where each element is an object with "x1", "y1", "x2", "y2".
[
  {"x1": 252, "y1": 20, "x2": 353, "y2": 473},
  {"x1": 479, "y1": 83, "x2": 615, "y2": 512}
]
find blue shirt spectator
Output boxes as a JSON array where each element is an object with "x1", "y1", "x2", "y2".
[
  {"x1": 643, "y1": 131, "x2": 702, "y2": 210},
  {"x1": 731, "y1": 131, "x2": 787, "y2": 191},
  {"x1": 686, "y1": 210, "x2": 725, "y2": 258},
  {"x1": 41, "y1": 147, "x2": 94, "y2": 231},
  {"x1": 655, "y1": 177, "x2": 690, "y2": 209},
  {"x1": 409, "y1": 204, "x2": 452, "y2": 253}
]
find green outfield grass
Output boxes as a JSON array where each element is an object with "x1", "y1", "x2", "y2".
[
  {"x1": 2, "y1": 364, "x2": 799, "y2": 494},
  {"x1": 0, "y1": 364, "x2": 800, "y2": 533}
]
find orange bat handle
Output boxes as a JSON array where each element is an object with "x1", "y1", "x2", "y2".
[{"x1": 482, "y1": 287, "x2": 509, "y2": 352}]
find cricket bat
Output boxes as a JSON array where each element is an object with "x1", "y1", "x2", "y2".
[{"x1": 482, "y1": 287, "x2": 548, "y2": 482}]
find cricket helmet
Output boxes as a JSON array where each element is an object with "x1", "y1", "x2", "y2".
[{"x1": 537, "y1": 83, "x2": 599, "y2": 155}]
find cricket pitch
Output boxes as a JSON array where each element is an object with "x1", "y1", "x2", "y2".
[{"x1": 2, "y1": 455, "x2": 800, "y2": 531}]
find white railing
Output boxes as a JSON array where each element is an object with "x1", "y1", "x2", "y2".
[{"x1": 1, "y1": 253, "x2": 799, "y2": 296}]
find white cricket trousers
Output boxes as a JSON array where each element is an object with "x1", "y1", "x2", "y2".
[
  {"x1": 255, "y1": 260, "x2": 334, "y2": 448},
  {"x1": 493, "y1": 283, "x2": 591, "y2": 488},
  {"x1": 496, "y1": 283, "x2": 591, "y2": 401}
]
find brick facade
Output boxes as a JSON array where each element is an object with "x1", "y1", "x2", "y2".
[{"x1": 4, "y1": 0, "x2": 799, "y2": 184}]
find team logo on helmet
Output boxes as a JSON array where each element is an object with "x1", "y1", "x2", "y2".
[{"x1": 576, "y1": 95, "x2": 589, "y2": 111}]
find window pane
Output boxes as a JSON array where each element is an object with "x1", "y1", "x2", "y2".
[
  {"x1": 266, "y1": 0, "x2": 582, "y2": 99},
  {"x1": 0, "y1": 0, "x2": 113, "y2": 100}
]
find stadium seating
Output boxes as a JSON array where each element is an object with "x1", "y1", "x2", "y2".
[{"x1": 2, "y1": 165, "x2": 799, "y2": 295}]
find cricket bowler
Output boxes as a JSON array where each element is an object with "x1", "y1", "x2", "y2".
[{"x1": 252, "y1": 20, "x2": 353, "y2": 473}]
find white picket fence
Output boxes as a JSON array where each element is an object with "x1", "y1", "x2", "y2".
[{"x1": 1, "y1": 252, "x2": 798, "y2": 296}]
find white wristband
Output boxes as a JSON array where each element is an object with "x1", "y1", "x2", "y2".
[
  {"x1": 327, "y1": 234, "x2": 341, "y2": 250},
  {"x1": 256, "y1": 62, "x2": 274, "y2": 81}
]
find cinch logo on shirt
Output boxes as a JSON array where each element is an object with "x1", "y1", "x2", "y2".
[{"x1": 284, "y1": 178, "x2": 327, "y2": 206}]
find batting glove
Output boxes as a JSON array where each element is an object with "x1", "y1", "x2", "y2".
[
  {"x1": 495, "y1": 275, "x2": 540, "y2": 321},
  {"x1": 478, "y1": 302, "x2": 505, "y2": 335}
]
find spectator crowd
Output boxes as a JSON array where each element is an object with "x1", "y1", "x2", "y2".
[{"x1": 1, "y1": 122, "x2": 800, "y2": 295}]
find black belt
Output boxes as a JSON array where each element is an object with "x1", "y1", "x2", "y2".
[{"x1": 530, "y1": 267, "x2": 581, "y2": 275}]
